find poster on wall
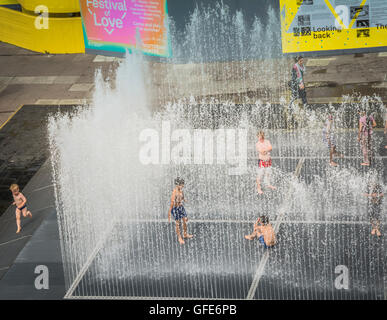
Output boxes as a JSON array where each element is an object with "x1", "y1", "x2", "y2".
[
  {"x1": 79, "y1": 0, "x2": 171, "y2": 57},
  {"x1": 280, "y1": 0, "x2": 387, "y2": 53}
]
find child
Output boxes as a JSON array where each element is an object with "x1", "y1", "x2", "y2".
[
  {"x1": 10, "y1": 184, "x2": 32, "y2": 233},
  {"x1": 364, "y1": 182, "x2": 384, "y2": 237},
  {"x1": 245, "y1": 215, "x2": 276, "y2": 248},
  {"x1": 168, "y1": 177, "x2": 193, "y2": 245},
  {"x1": 256, "y1": 131, "x2": 276, "y2": 194},
  {"x1": 289, "y1": 56, "x2": 307, "y2": 107},
  {"x1": 358, "y1": 111, "x2": 376, "y2": 166},
  {"x1": 322, "y1": 114, "x2": 343, "y2": 166}
]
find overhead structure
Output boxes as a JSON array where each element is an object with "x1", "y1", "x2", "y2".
[{"x1": 0, "y1": 0, "x2": 84, "y2": 54}]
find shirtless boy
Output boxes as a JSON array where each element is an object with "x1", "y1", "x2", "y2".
[
  {"x1": 168, "y1": 178, "x2": 193, "y2": 245},
  {"x1": 245, "y1": 215, "x2": 276, "y2": 248},
  {"x1": 256, "y1": 131, "x2": 276, "y2": 194},
  {"x1": 10, "y1": 184, "x2": 32, "y2": 233}
]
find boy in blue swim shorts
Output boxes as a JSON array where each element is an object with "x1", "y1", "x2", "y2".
[
  {"x1": 168, "y1": 177, "x2": 193, "y2": 245},
  {"x1": 322, "y1": 114, "x2": 343, "y2": 167},
  {"x1": 245, "y1": 215, "x2": 276, "y2": 248}
]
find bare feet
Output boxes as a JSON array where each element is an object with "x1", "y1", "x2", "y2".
[
  {"x1": 178, "y1": 237, "x2": 185, "y2": 245},
  {"x1": 329, "y1": 161, "x2": 338, "y2": 167},
  {"x1": 27, "y1": 211, "x2": 32, "y2": 218},
  {"x1": 245, "y1": 235, "x2": 254, "y2": 240},
  {"x1": 16, "y1": 227, "x2": 21, "y2": 234},
  {"x1": 371, "y1": 228, "x2": 375, "y2": 235},
  {"x1": 360, "y1": 162, "x2": 370, "y2": 166},
  {"x1": 267, "y1": 185, "x2": 277, "y2": 190},
  {"x1": 183, "y1": 234, "x2": 193, "y2": 239}
]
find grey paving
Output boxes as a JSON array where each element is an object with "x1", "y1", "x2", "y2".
[
  {"x1": 0, "y1": 208, "x2": 65, "y2": 300},
  {"x1": 0, "y1": 105, "x2": 78, "y2": 216}
]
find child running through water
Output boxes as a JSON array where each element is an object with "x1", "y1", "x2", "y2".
[
  {"x1": 364, "y1": 182, "x2": 384, "y2": 237},
  {"x1": 245, "y1": 215, "x2": 276, "y2": 248},
  {"x1": 168, "y1": 177, "x2": 193, "y2": 245},
  {"x1": 10, "y1": 184, "x2": 32, "y2": 233},
  {"x1": 358, "y1": 111, "x2": 376, "y2": 166},
  {"x1": 256, "y1": 131, "x2": 276, "y2": 194},
  {"x1": 322, "y1": 114, "x2": 343, "y2": 166}
]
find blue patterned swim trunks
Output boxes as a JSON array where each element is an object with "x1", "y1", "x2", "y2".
[{"x1": 171, "y1": 206, "x2": 187, "y2": 221}]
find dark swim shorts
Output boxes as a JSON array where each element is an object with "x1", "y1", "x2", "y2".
[
  {"x1": 171, "y1": 206, "x2": 187, "y2": 221},
  {"x1": 258, "y1": 235, "x2": 274, "y2": 249},
  {"x1": 17, "y1": 204, "x2": 27, "y2": 211}
]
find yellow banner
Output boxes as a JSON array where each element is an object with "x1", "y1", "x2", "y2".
[{"x1": 280, "y1": 0, "x2": 387, "y2": 53}]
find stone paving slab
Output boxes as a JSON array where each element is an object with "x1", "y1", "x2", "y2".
[
  {"x1": 306, "y1": 57, "x2": 336, "y2": 67},
  {"x1": 68, "y1": 83, "x2": 94, "y2": 92},
  {"x1": 53, "y1": 76, "x2": 80, "y2": 84},
  {"x1": 0, "y1": 112, "x2": 13, "y2": 127}
]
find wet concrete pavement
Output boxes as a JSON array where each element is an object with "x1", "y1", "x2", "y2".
[{"x1": 1, "y1": 42, "x2": 387, "y2": 125}]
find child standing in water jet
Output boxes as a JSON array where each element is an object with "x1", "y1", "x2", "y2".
[
  {"x1": 256, "y1": 131, "x2": 276, "y2": 194},
  {"x1": 364, "y1": 182, "x2": 384, "y2": 237},
  {"x1": 245, "y1": 216, "x2": 276, "y2": 248},
  {"x1": 168, "y1": 178, "x2": 193, "y2": 245},
  {"x1": 322, "y1": 114, "x2": 343, "y2": 167},
  {"x1": 358, "y1": 111, "x2": 376, "y2": 166},
  {"x1": 10, "y1": 184, "x2": 32, "y2": 233}
]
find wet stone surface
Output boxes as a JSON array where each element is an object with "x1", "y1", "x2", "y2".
[{"x1": 0, "y1": 105, "x2": 79, "y2": 216}]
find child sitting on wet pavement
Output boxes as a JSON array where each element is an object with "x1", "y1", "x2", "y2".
[{"x1": 245, "y1": 215, "x2": 276, "y2": 248}]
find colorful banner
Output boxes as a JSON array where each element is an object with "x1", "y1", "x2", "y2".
[
  {"x1": 280, "y1": 0, "x2": 387, "y2": 53},
  {"x1": 79, "y1": 0, "x2": 171, "y2": 57}
]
